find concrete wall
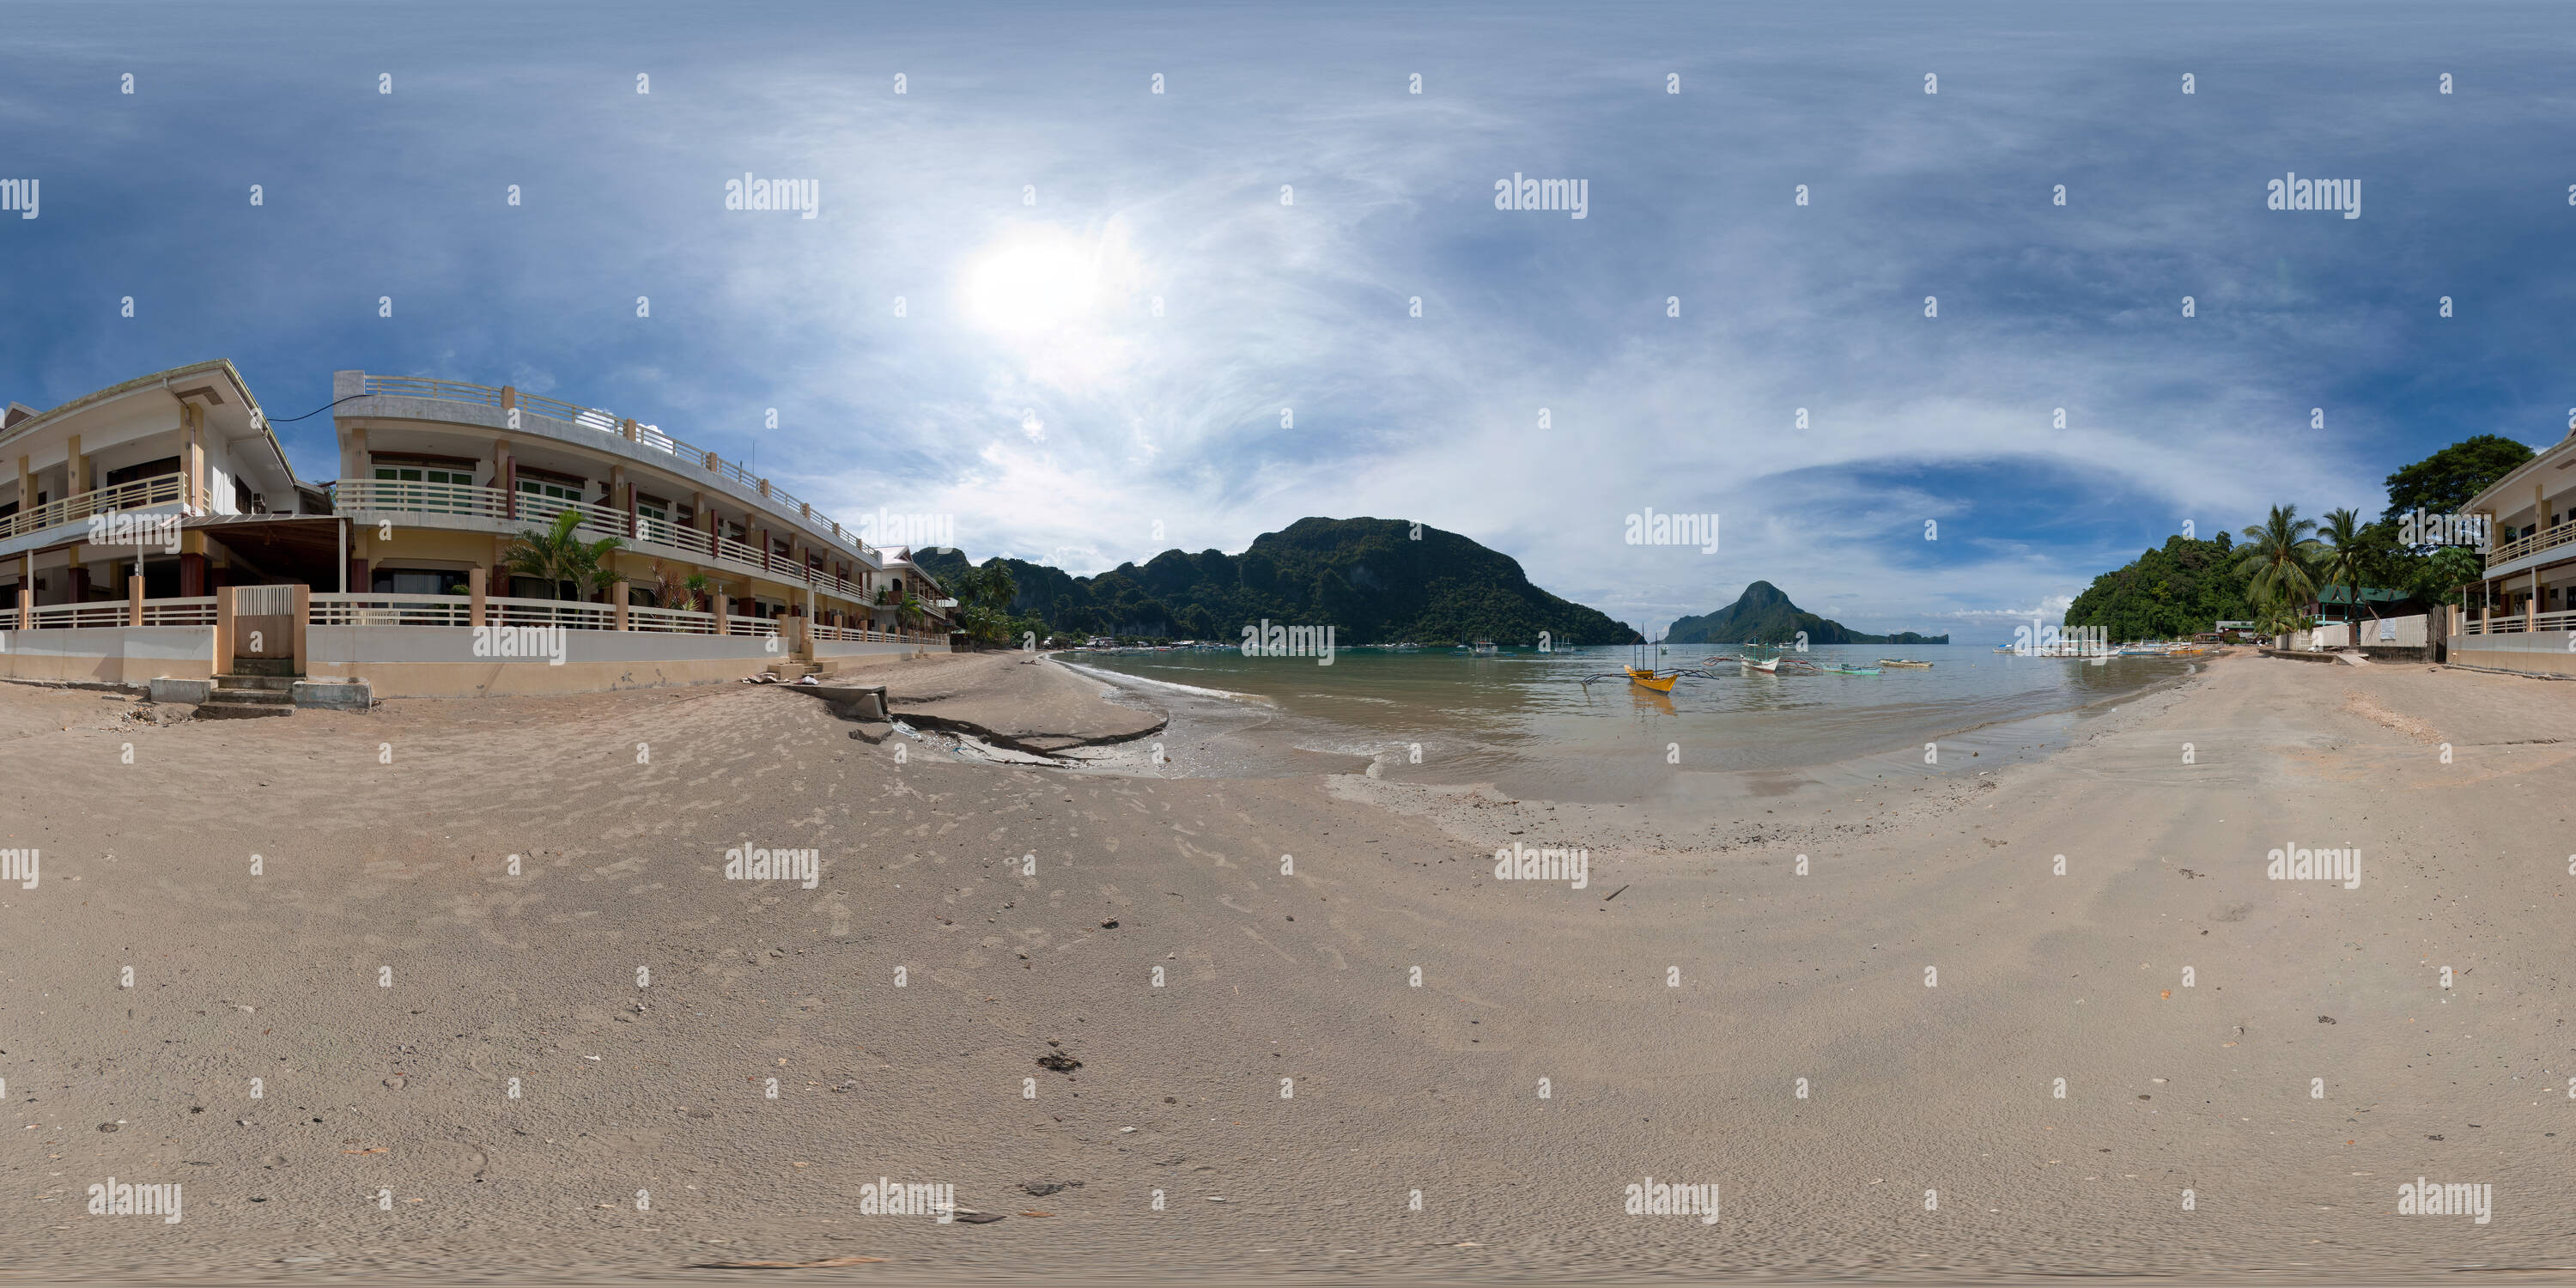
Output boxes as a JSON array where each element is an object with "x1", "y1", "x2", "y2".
[
  {"x1": 816, "y1": 640, "x2": 942, "y2": 666},
  {"x1": 0, "y1": 626, "x2": 214, "y2": 685},
  {"x1": 0, "y1": 623, "x2": 950, "y2": 697},
  {"x1": 307, "y1": 625, "x2": 790, "y2": 697},
  {"x1": 2452, "y1": 628, "x2": 2576, "y2": 676}
]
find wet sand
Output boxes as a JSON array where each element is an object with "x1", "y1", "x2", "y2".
[{"x1": 3, "y1": 652, "x2": 2573, "y2": 1282}]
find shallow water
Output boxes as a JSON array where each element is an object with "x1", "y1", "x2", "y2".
[{"x1": 1062, "y1": 644, "x2": 2195, "y2": 801}]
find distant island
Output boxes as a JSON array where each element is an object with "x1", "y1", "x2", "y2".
[
  {"x1": 1662, "y1": 580, "x2": 1950, "y2": 645},
  {"x1": 914, "y1": 517, "x2": 1643, "y2": 646}
]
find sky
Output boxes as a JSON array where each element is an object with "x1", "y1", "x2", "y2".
[{"x1": 4, "y1": 1, "x2": 2573, "y2": 641}]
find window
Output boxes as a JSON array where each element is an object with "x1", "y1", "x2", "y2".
[
  {"x1": 376, "y1": 465, "x2": 475, "y2": 513},
  {"x1": 372, "y1": 568, "x2": 470, "y2": 596},
  {"x1": 106, "y1": 456, "x2": 183, "y2": 489},
  {"x1": 516, "y1": 477, "x2": 582, "y2": 501},
  {"x1": 635, "y1": 495, "x2": 671, "y2": 544},
  {"x1": 234, "y1": 477, "x2": 255, "y2": 513}
]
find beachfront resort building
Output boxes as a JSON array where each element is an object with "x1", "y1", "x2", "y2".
[
  {"x1": 330, "y1": 370, "x2": 947, "y2": 634},
  {"x1": 3, "y1": 360, "x2": 328, "y2": 608},
  {"x1": 2451, "y1": 431, "x2": 2576, "y2": 674},
  {"x1": 1, "y1": 361, "x2": 952, "y2": 698}
]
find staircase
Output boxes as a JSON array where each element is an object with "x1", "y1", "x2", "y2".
[
  {"x1": 203, "y1": 657, "x2": 296, "y2": 719},
  {"x1": 762, "y1": 660, "x2": 829, "y2": 682}
]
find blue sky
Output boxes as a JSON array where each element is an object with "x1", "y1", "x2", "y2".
[{"x1": 5, "y1": 2, "x2": 2573, "y2": 639}]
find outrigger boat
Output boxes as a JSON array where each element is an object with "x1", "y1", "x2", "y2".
[
  {"x1": 1876, "y1": 659, "x2": 1933, "y2": 668},
  {"x1": 1582, "y1": 644, "x2": 1716, "y2": 693},
  {"x1": 1623, "y1": 665, "x2": 1680, "y2": 693}
]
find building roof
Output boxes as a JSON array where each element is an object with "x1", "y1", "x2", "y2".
[
  {"x1": 2466, "y1": 430, "x2": 2576, "y2": 514},
  {"x1": 0, "y1": 359, "x2": 300, "y2": 487}
]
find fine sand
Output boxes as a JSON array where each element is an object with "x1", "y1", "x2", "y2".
[{"x1": 3, "y1": 651, "x2": 2573, "y2": 1282}]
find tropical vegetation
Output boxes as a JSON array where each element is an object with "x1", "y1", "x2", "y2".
[{"x1": 2064, "y1": 434, "x2": 2535, "y2": 639}]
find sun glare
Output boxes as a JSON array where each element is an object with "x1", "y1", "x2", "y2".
[{"x1": 964, "y1": 238, "x2": 1098, "y2": 334}]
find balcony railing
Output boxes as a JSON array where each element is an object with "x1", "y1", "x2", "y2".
[
  {"x1": 2484, "y1": 518, "x2": 2576, "y2": 570},
  {"x1": 2, "y1": 472, "x2": 185, "y2": 542},
  {"x1": 2462, "y1": 607, "x2": 2576, "y2": 635},
  {"x1": 331, "y1": 479, "x2": 878, "y2": 603},
  {"x1": 355, "y1": 374, "x2": 885, "y2": 567}
]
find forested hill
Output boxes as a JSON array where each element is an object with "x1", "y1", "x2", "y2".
[
  {"x1": 912, "y1": 517, "x2": 1642, "y2": 645},
  {"x1": 1663, "y1": 580, "x2": 1949, "y2": 644}
]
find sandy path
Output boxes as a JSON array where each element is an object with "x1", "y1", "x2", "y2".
[{"x1": 3, "y1": 653, "x2": 2572, "y2": 1281}]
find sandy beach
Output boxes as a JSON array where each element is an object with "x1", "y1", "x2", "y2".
[{"x1": 4, "y1": 650, "x2": 2573, "y2": 1282}]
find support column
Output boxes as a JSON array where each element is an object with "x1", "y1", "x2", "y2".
[
  {"x1": 66, "y1": 434, "x2": 85, "y2": 498},
  {"x1": 290, "y1": 584, "x2": 310, "y2": 677},
  {"x1": 15, "y1": 586, "x2": 28, "y2": 631},
  {"x1": 128, "y1": 574, "x2": 143, "y2": 626},
  {"x1": 500, "y1": 444, "x2": 518, "y2": 520},
  {"x1": 714, "y1": 592, "x2": 730, "y2": 636},
  {"x1": 2531, "y1": 566, "x2": 2541, "y2": 631},
  {"x1": 179, "y1": 552, "x2": 205, "y2": 598},
  {"x1": 613, "y1": 580, "x2": 629, "y2": 630},
  {"x1": 183, "y1": 403, "x2": 204, "y2": 511},
  {"x1": 214, "y1": 584, "x2": 234, "y2": 669},
  {"x1": 469, "y1": 566, "x2": 488, "y2": 628}
]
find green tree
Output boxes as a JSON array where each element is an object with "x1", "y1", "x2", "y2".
[
  {"x1": 2382, "y1": 434, "x2": 2533, "y2": 528},
  {"x1": 2313, "y1": 507, "x2": 2381, "y2": 623},
  {"x1": 2234, "y1": 505, "x2": 2323, "y2": 614}
]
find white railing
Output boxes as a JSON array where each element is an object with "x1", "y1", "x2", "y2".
[
  {"x1": 489, "y1": 598, "x2": 618, "y2": 630},
  {"x1": 26, "y1": 602, "x2": 131, "y2": 628},
  {"x1": 329, "y1": 478, "x2": 508, "y2": 521},
  {"x1": 624, "y1": 605, "x2": 718, "y2": 634},
  {"x1": 2485, "y1": 519, "x2": 2576, "y2": 569},
  {"x1": 515, "y1": 492, "x2": 632, "y2": 538},
  {"x1": 235, "y1": 584, "x2": 298, "y2": 617},
  {"x1": 813, "y1": 623, "x2": 917, "y2": 643},
  {"x1": 355, "y1": 373, "x2": 886, "y2": 567},
  {"x1": 9, "y1": 596, "x2": 216, "y2": 629},
  {"x1": 2, "y1": 472, "x2": 185, "y2": 541},
  {"x1": 143, "y1": 597, "x2": 217, "y2": 625},
  {"x1": 2466, "y1": 607, "x2": 2576, "y2": 635},
  {"x1": 726, "y1": 616, "x2": 780, "y2": 637},
  {"x1": 328, "y1": 482, "x2": 880, "y2": 608},
  {"x1": 308, "y1": 592, "x2": 472, "y2": 627}
]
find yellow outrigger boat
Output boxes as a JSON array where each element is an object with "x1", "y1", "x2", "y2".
[{"x1": 1624, "y1": 665, "x2": 1680, "y2": 693}]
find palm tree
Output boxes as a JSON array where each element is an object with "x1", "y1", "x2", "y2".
[
  {"x1": 2234, "y1": 504, "x2": 2324, "y2": 618},
  {"x1": 501, "y1": 508, "x2": 625, "y2": 605},
  {"x1": 2314, "y1": 507, "x2": 2380, "y2": 626},
  {"x1": 896, "y1": 592, "x2": 927, "y2": 635}
]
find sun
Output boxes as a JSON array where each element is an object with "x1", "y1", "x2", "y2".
[{"x1": 963, "y1": 237, "x2": 1098, "y2": 334}]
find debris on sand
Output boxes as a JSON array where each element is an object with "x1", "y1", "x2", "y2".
[
  {"x1": 1022, "y1": 1179, "x2": 1084, "y2": 1196},
  {"x1": 1036, "y1": 1052, "x2": 1082, "y2": 1073}
]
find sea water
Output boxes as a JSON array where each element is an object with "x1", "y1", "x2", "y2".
[{"x1": 1060, "y1": 644, "x2": 2195, "y2": 801}]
